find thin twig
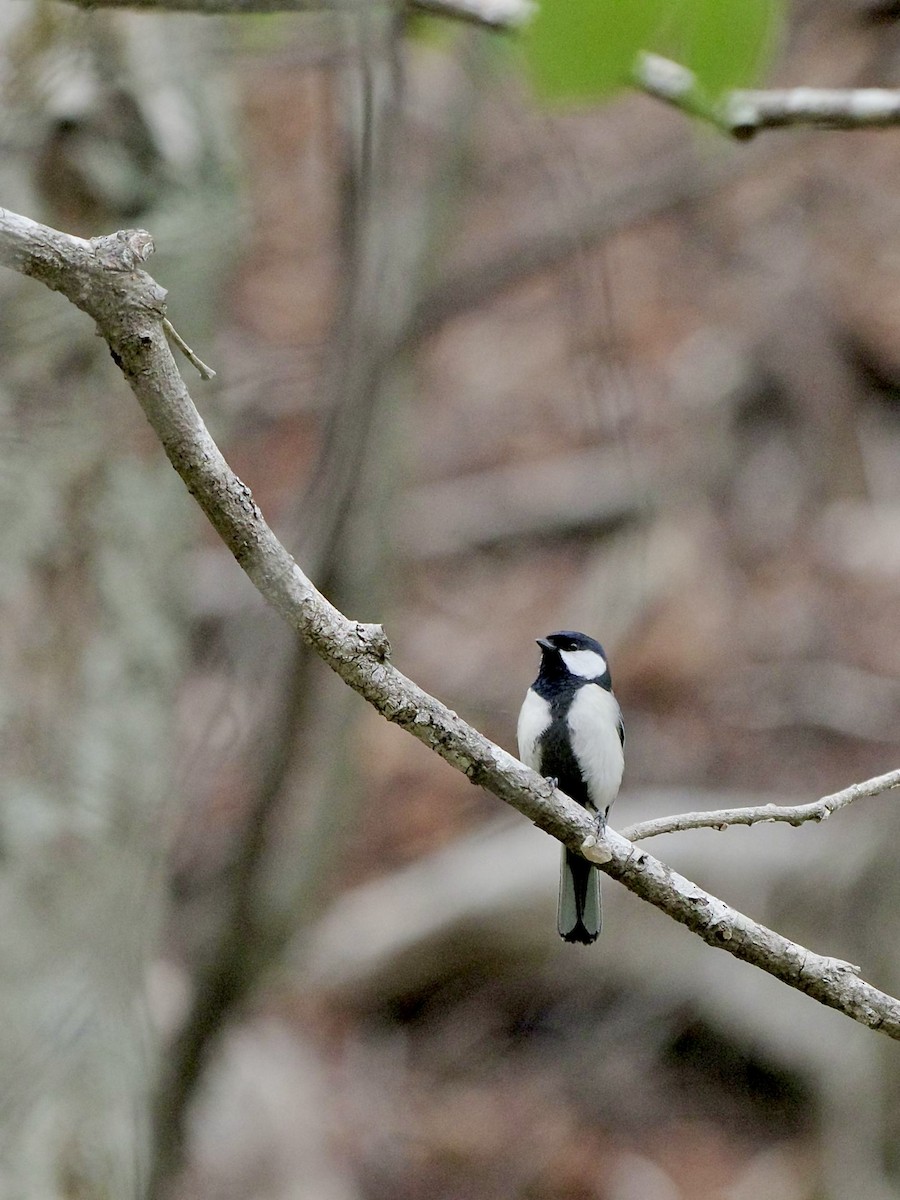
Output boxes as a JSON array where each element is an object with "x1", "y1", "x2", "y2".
[
  {"x1": 162, "y1": 318, "x2": 216, "y2": 380},
  {"x1": 620, "y1": 769, "x2": 900, "y2": 842},
  {"x1": 634, "y1": 51, "x2": 900, "y2": 139},
  {"x1": 3, "y1": 205, "x2": 900, "y2": 1042},
  {"x1": 634, "y1": 53, "x2": 732, "y2": 133}
]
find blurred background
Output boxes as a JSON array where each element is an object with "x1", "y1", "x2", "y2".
[{"x1": 2, "y1": 0, "x2": 900, "y2": 1197}]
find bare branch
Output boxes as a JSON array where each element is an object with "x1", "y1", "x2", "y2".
[
  {"x1": 58, "y1": 0, "x2": 533, "y2": 29},
  {"x1": 635, "y1": 51, "x2": 900, "y2": 138},
  {"x1": 620, "y1": 769, "x2": 900, "y2": 842},
  {"x1": 3, "y1": 205, "x2": 900, "y2": 1041},
  {"x1": 725, "y1": 85, "x2": 900, "y2": 135}
]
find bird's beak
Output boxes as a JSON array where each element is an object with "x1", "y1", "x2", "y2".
[{"x1": 536, "y1": 637, "x2": 554, "y2": 652}]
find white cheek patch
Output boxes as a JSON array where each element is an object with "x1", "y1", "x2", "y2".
[
  {"x1": 517, "y1": 689, "x2": 552, "y2": 772},
  {"x1": 560, "y1": 648, "x2": 607, "y2": 679}
]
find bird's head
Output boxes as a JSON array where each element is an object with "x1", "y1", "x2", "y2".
[{"x1": 537, "y1": 630, "x2": 611, "y2": 685}]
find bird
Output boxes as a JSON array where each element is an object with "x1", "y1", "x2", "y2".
[{"x1": 517, "y1": 631, "x2": 625, "y2": 944}]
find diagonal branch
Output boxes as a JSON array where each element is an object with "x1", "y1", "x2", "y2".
[
  {"x1": 3, "y1": 205, "x2": 900, "y2": 1041},
  {"x1": 635, "y1": 51, "x2": 900, "y2": 139},
  {"x1": 621, "y1": 768, "x2": 900, "y2": 842}
]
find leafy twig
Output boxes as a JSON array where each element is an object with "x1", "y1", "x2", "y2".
[{"x1": 634, "y1": 51, "x2": 900, "y2": 139}]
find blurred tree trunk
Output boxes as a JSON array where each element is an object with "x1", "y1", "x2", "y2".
[{"x1": 0, "y1": 5, "x2": 234, "y2": 1196}]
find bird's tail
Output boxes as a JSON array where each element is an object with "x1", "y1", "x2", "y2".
[{"x1": 558, "y1": 847, "x2": 601, "y2": 944}]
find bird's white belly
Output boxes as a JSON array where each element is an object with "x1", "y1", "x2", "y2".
[{"x1": 566, "y1": 683, "x2": 624, "y2": 811}]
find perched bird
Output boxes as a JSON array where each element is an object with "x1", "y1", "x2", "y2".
[{"x1": 517, "y1": 631, "x2": 625, "y2": 944}]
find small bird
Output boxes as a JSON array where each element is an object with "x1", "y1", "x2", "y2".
[{"x1": 517, "y1": 631, "x2": 625, "y2": 944}]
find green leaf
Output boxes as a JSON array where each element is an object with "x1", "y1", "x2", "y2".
[
  {"x1": 521, "y1": 0, "x2": 783, "y2": 106},
  {"x1": 672, "y1": 0, "x2": 783, "y2": 98},
  {"x1": 523, "y1": 0, "x2": 671, "y2": 101}
]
